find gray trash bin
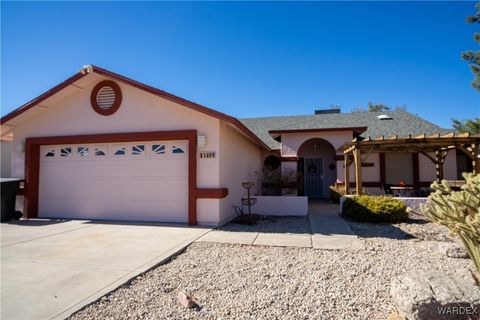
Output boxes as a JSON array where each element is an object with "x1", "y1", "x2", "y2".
[{"x1": 1, "y1": 178, "x2": 22, "y2": 222}]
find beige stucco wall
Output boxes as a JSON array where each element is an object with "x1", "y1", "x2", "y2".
[
  {"x1": 5, "y1": 73, "x2": 223, "y2": 225},
  {"x1": 281, "y1": 131, "x2": 353, "y2": 157},
  {"x1": 419, "y1": 151, "x2": 457, "y2": 182},
  {"x1": 336, "y1": 152, "x2": 381, "y2": 183},
  {"x1": 280, "y1": 131, "x2": 384, "y2": 185},
  {"x1": 218, "y1": 122, "x2": 262, "y2": 224}
]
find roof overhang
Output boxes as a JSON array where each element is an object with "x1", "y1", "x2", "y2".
[
  {"x1": 269, "y1": 126, "x2": 368, "y2": 139},
  {"x1": 1, "y1": 65, "x2": 271, "y2": 151}
]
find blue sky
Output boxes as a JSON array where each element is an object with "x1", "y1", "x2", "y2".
[{"x1": 1, "y1": 1, "x2": 479, "y2": 128}]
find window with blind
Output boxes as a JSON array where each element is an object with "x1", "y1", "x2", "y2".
[{"x1": 385, "y1": 153, "x2": 413, "y2": 185}]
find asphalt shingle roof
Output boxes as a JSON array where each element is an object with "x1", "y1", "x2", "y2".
[{"x1": 240, "y1": 111, "x2": 450, "y2": 150}]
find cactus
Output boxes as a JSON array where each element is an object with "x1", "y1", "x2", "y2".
[{"x1": 419, "y1": 173, "x2": 480, "y2": 273}]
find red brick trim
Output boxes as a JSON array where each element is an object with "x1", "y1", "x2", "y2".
[
  {"x1": 280, "y1": 157, "x2": 300, "y2": 162},
  {"x1": 90, "y1": 80, "x2": 122, "y2": 116},
  {"x1": 24, "y1": 130, "x2": 228, "y2": 225},
  {"x1": 195, "y1": 188, "x2": 229, "y2": 198}
]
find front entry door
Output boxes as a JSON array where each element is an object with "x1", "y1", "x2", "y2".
[{"x1": 304, "y1": 158, "x2": 323, "y2": 198}]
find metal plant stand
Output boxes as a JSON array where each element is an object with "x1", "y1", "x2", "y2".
[
  {"x1": 232, "y1": 182, "x2": 259, "y2": 225},
  {"x1": 241, "y1": 182, "x2": 257, "y2": 215}
]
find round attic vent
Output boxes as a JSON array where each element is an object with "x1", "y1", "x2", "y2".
[{"x1": 91, "y1": 80, "x2": 122, "y2": 115}]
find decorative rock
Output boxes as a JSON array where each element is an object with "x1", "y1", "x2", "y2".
[
  {"x1": 387, "y1": 310, "x2": 406, "y2": 320},
  {"x1": 68, "y1": 217, "x2": 476, "y2": 320},
  {"x1": 391, "y1": 271, "x2": 480, "y2": 320},
  {"x1": 439, "y1": 242, "x2": 469, "y2": 259},
  {"x1": 177, "y1": 291, "x2": 195, "y2": 309}
]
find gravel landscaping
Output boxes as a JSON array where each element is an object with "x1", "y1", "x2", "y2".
[
  {"x1": 219, "y1": 216, "x2": 311, "y2": 234},
  {"x1": 70, "y1": 214, "x2": 477, "y2": 320}
]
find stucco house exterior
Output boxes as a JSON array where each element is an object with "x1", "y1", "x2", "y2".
[{"x1": 0, "y1": 65, "x2": 466, "y2": 226}]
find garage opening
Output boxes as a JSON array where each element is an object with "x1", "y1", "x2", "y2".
[{"x1": 38, "y1": 140, "x2": 188, "y2": 223}]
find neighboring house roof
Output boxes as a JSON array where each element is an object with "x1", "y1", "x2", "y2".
[
  {"x1": 240, "y1": 111, "x2": 450, "y2": 150},
  {"x1": 0, "y1": 65, "x2": 271, "y2": 150}
]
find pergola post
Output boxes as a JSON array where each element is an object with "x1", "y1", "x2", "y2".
[
  {"x1": 434, "y1": 150, "x2": 448, "y2": 182},
  {"x1": 353, "y1": 148, "x2": 362, "y2": 195},
  {"x1": 344, "y1": 153, "x2": 350, "y2": 195},
  {"x1": 474, "y1": 143, "x2": 480, "y2": 176}
]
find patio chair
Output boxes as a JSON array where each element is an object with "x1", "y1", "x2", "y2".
[{"x1": 381, "y1": 184, "x2": 394, "y2": 195}]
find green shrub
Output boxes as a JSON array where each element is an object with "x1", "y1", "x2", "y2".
[{"x1": 342, "y1": 195, "x2": 408, "y2": 223}]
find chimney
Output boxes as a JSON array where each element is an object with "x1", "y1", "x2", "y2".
[{"x1": 314, "y1": 108, "x2": 341, "y2": 115}]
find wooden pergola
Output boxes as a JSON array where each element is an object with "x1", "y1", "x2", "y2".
[{"x1": 340, "y1": 132, "x2": 480, "y2": 195}]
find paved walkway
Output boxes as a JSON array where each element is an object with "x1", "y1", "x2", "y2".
[
  {"x1": 197, "y1": 201, "x2": 363, "y2": 250},
  {"x1": 1, "y1": 220, "x2": 210, "y2": 320},
  {"x1": 308, "y1": 202, "x2": 363, "y2": 250}
]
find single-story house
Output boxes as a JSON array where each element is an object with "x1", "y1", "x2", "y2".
[{"x1": 0, "y1": 65, "x2": 472, "y2": 225}]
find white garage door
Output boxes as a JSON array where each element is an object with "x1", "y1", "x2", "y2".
[{"x1": 38, "y1": 140, "x2": 188, "y2": 222}]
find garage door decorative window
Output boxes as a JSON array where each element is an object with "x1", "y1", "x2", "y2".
[
  {"x1": 77, "y1": 147, "x2": 89, "y2": 157},
  {"x1": 94, "y1": 147, "x2": 106, "y2": 156},
  {"x1": 60, "y1": 147, "x2": 72, "y2": 157},
  {"x1": 45, "y1": 149, "x2": 55, "y2": 157},
  {"x1": 152, "y1": 144, "x2": 166, "y2": 155},
  {"x1": 91, "y1": 80, "x2": 122, "y2": 116},
  {"x1": 172, "y1": 146, "x2": 185, "y2": 154},
  {"x1": 132, "y1": 144, "x2": 145, "y2": 155},
  {"x1": 113, "y1": 146, "x2": 126, "y2": 156}
]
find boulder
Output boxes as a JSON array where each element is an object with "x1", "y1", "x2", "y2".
[
  {"x1": 439, "y1": 242, "x2": 469, "y2": 259},
  {"x1": 390, "y1": 271, "x2": 480, "y2": 320},
  {"x1": 177, "y1": 291, "x2": 195, "y2": 309}
]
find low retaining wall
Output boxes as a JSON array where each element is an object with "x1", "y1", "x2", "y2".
[
  {"x1": 254, "y1": 196, "x2": 308, "y2": 216},
  {"x1": 339, "y1": 196, "x2": 428, "y2": 212},
  {"x1": 397, "y1": 197, "x2": 429, "y2": 211}
]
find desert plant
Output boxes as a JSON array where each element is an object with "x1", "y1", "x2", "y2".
[
  {"x1": 418, "y1": 173, "x2": 480, "y2": 273},
  {"x1": 342, "y1": 195, "x2": 408, "y2": 223}
]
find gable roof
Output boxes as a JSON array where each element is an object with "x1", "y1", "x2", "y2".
[
  {"x1": 1, "y1": 65, "x2": 271, "y2": 150},
  {"x1": 2, "y1": 65, "x2": 451, "y2": 152},
  {"x1": 240, "y1": 111, "x2": 450, "y2": 149}
]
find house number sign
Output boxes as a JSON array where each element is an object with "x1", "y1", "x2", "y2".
[{"x1": 200, "y1": 151, "x2": 216, "y2": 159}]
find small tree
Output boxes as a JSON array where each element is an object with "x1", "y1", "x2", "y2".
[
  {"x1": 367, "y1": 102, "x2": 390, "y2": 112},
  {"x1": 462, "y1": 3, "x2": 480, "y2": 91},
  {"x1": 451, "y1": 117, "x2": 480, "y2": 134},
  {"x1": 419, "y1": 173, "x2": 480, "y2": 273},
  {"x1": 352, "y1": 103, "x2": 406, "y2": 112}
]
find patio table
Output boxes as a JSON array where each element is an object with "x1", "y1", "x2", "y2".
[{"x1": 390, "y1": 186, "x2": 414, "y2": 197}]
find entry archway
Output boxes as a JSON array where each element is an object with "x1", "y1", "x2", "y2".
[{"x1": 297, "y1": 138, "x2": 336, "y2": 198}]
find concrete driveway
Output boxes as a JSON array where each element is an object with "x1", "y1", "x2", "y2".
[{"x1": 1, "y1": 219, "x2": 210, "y2": 320}]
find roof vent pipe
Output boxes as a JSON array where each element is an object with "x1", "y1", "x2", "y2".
[{"x1": 377, "y1": 114, "x2": 393, "y2": 120}]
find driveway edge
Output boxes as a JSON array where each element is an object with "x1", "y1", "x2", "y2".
[{"x1": 51, "y1": 229, "x2": 210, "y2": 320}]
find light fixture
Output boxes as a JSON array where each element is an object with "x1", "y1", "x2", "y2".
[{"x1": 198, "y1": 135, "x2": 207, "y2": 147}]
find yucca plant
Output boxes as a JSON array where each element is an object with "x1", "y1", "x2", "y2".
[{"x1": 419, "y1": 173, "x2": 480, "y2": 273}]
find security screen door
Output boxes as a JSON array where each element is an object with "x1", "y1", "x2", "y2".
[{"x1": 304, "y1": 158, "x2": 323, "y2": 198}]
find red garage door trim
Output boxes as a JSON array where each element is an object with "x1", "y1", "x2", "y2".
[{"x1": 24, "y1": 130, "x2": 228, "y2": 225}]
